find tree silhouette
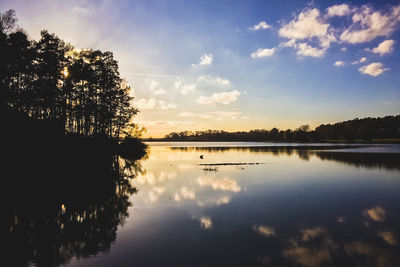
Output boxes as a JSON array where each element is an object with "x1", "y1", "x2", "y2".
[
  {"x1": 163, "y1": 116, "x2": 400, "y2": 142},
  {"x1": 4, "y1": 153, "x2": 145, "y2": 266},
  {"x1": 1, "y1": 9, "x2": 138, "y2": 140},
  {"x1": 1, "y1": 9, "x2": 147, "y2": 266},
  {"x1": 0, "y1": 9, "x2": 17, "y2": 33}
]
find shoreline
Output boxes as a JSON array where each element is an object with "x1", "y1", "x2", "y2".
[{"x1": 142, "y1": 139, "x2": 400, "y2": 144}]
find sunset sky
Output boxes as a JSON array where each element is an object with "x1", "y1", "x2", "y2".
[{"x1": 1, "y1": 0, "x2": 399, "y2": 137}]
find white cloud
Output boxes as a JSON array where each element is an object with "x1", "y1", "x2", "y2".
[
  {"x1": 160, "y1": 102, "x2": 177, "y2": 110},
  {"x1": 211, "y1": 111, "x2": 242, "y2": 118},
  {"x1": 251, "y1": 48, "x2": 277, "y2": 58},
  {"x1": 193, "y1": 53, "x2": 214, "y2": 66},
  {"x1": 197, "y1": 90, "x2": 241, "y2": 105},
  {"x1": 351, "y1": 57, "x2": 367, "y2": 64},
  {"x1": 214, "y1": 77, "x2": 231, "y2": 85},
  {"x1": 210, "y1": 110, "x2": 249, "y2": 120},
  {"x1": 139, "y1": 121, "x2": 193, "y2": 128},
  {"x1": 174, "y1": 81, "x2": 182, "y2": 89},
  {"x1": 178, "y1": 111, "x2": 248, "y2": 120},
  {"x1": 153, "y1": 88, "x2": 166, "y2": 95},
  {"x1": 178, "y1": 112, "x2": 212, "y2": 119},
  {"x1": 278, "y1": 8, "x2": 335, "y2": 57},
  {"x1": 250, "y1": 21, "x2": 271, "y2": 30},
  {"x1": 198, "y1": 75, "x2": 231, "y2": 85},
  {"x1": 334, "y1": 61, "x2": 345, "y2": 67},
  {"x1": 340, "y1": 47, "x2": 347, "y2": 52},
  {"x1": 135, "y1": 98, "x2": 157, "y2": 109},
  {"x1": 280, "y1": 39, "x2": 296, "y2": 48},
  {"x1": 278, "y1": 4, "x2": 400, "y2": 58},
  {"x1": 148, "y1": 80, "x2": 166, "y2": 95},
  {"x1": 181, "y1": 84, "x2": 196, "y2": 95},
  {"x1": 175, "y1": 80, "x2": 196, "y2": 95},
  {"x1": 359, "y1": 62, "x2": 390, "y2": 77},
  {"x1": 327, "y1": 4, "x2": 351, "y2": 17},
  {"x1": 134, "y1": 98, "x2": 178, "y2": 110},
  {"x1": 280, "y1": 39, "x2": 327, "y2": 57},
  {"x1": 149, "y1": 80, "x2": 160, "y2": 91},
  {"x1": 319, "y1": 33, "x2": 337, "y2": 49},
  {"x1": 340, "y1": 5, "x2": 400, "y2": 44},
  {"x1": 279, "y1": 8, "x2": 330, "y2": 41},
  {"x1": 178, "y1": 112, "x2": 197, "y2": 117},
  {"x1": 296, "y1": 42, "x2": 327, "y2": 58},
  {"x1": 368, "y1": 39, "x2": 395, "y2": 55}
]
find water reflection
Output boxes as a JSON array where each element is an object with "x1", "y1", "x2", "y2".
[
  {"x1": 4, "y1": 152, "x2": 145, "y2": 266},
  {"x1": 199, "y1": 217, "x2": 213, "y2": 230},
  {"x1": 259, "y1": 205, "x2": 400, "y2": 267},
  {"x1": 364, "y1": 206, "x2": 387, "y2": 222},
  {"x1": 171, "y1": 146, "x2": 400, "y2": 170},
  {"x1": 253, "y1": 225, "x2": 276, "y2": 237},
  {"x1": 315, "y1": 152, "x2": 400, "y2": 171},
  {"x1": 197, "y1": 176, "x2": 241, "y2": 192},
  {"x1": 5, "y1": 143, "x2": 400, "y2": 266},
  {"x1": 123, "y1": 144, "x2": 400, "y2": 267},
  {"x1": 280, "y1": 216, "x2": 400, "y2": 267}
]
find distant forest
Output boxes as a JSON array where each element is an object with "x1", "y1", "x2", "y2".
[
  {"x1": 162, "y1": 115, "x2": 400, "y2": 142},
  {"x1": 1, "y1": 10, "x2": 140, "y2": 140}
]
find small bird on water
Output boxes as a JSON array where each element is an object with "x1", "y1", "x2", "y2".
[{"x1": 200, "y1": 155, "x2": 204, "y2": 159}]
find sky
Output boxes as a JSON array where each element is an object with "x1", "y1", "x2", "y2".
[{"x1": 1, "y1": 0, "x2": 400, "y2": 137}]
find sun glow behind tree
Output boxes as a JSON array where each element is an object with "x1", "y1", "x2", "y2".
[{"x1": 0, "y1": 10, "x2": 139, "y2": 139}]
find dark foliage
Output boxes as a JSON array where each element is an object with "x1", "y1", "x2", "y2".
[
  {"x1": 119, "y1": 137, "x2": 148, "y2": 159},
  {"x1": 1, "y1": 11, "x2": 148, "y2": 265},
  {"x1": 163, "y1": 115, "x2": 400, "y2": 142},
  {"x1": 3, "y1": 132, "x2": 146, "y2": 266},
  {"x1": 1, "y1": 9, "x2": 138, "y2": 140},
  {"x1": 315, "y1": 115, "x2": 400, "y2": 141}
]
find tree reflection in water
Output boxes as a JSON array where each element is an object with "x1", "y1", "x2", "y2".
[
  {"x1": 4, "y1": 144, "x2": 400, "y2": 267},
  {"x1": 170, "y1": 146, "x2": 400, "y2": 171},
  {"x1": 4, "y1": 149, "x2": 147, "y2": 267}
]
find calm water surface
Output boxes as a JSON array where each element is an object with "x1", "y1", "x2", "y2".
[{"x1": 7, "y1": 142, "x2": 400, "y2": 266}]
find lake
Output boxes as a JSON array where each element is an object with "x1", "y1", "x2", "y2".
[{"x1": 6, "y1": 142, "x2": 400, "y2": 266}]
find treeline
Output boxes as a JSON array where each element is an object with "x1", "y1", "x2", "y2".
[
  {"x1": 315, "y1": 115, "x2": 400, "y2": 141},
  {"x1": 163, "y1": 115, "x2": 400, "y2": 142},
  {"x1": 1, "y1": 10, "x2": 137, "y2": 139}
]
